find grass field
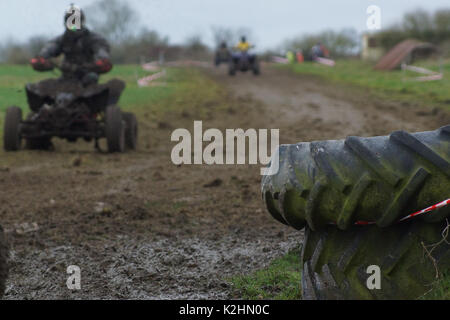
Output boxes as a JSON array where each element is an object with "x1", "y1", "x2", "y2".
[{"x1": 283, "y1": 59, "x2": 450, "y2": 110}]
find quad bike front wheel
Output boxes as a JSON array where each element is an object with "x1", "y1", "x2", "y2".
[
  {"x1": 3, "y1": 106, "x2": 22, "y2": 151},
  {"x1": 0, "y1": 225, "x2": 8, "y2": 299},
  {"x1": 123, "y1": 112, "x2": 138, "y2": 150},
  {"x1": 105, "y1": 105, "x2": 125, "y2": 153}
]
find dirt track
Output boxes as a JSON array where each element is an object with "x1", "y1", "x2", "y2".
[{"x1": 1, "y1": 65, "x2": 449, "y2": 299}]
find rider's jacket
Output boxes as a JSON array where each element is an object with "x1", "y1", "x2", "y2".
[
  {"x1": 236, "y1": 41, "x2": 251, "y2": 51},
  {"x1": 39, "y1": 28, "x2": 111, "y2": 80}
]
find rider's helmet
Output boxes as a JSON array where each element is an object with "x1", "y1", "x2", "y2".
[
  {"x1": 64, "y1": 4, "x2": 86, "y2": 32},
  {"x1": 241, "y1": 36, "x2": 246, "y2": 43}
]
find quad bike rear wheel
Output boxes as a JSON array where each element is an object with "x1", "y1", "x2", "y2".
[
  {"x1": 123, "y1": 112, "x2": 138, "y2": 150},
  {"x1": 0, "y1": 225, "x2": 8, "y2": 299},
  {"x1": 105, "y1": 105, "x2": 125, "y2": 153},
  {"x1": 3, "y1": 106, "x2": 22, "y2": 151}
]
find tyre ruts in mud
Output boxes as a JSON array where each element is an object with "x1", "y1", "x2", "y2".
[
  {"x1": 0, "y1": 226, "x2": 8, "y2": 298},
  {"x1": 262, "y1": 125, "x2": 450, "y2": 299}
]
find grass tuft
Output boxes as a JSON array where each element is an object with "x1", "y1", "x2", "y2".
[{"x1": 229, "y1": 248, "x2": 302, "y2": 300}]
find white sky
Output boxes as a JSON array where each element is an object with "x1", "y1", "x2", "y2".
[{"x1": 0, "y1": 0, "x2": 449, "y2": 50}]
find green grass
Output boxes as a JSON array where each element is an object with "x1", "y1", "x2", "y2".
[
  {"x1": 284, "y1": 59, "x2": 450, "y2": 110},
  {"x1": 230, "y1": 248, "x2": 302, "y2": 300}
]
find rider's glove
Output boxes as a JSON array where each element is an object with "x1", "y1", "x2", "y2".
[
  {"x1": 94, "y1": 59, "x2": 112, "y2": 74},
  {"x1": 30, "y1": 57, "x2": 54, "y2": 72}
]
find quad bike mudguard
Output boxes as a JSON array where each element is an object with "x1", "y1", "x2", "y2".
[{"x1": 26, "y1": 78, "x2": 125, "y2": 113}]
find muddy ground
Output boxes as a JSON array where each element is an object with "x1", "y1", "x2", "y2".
[{"x1": 1, "y1": 66, "x2": 449, "y2": 299}]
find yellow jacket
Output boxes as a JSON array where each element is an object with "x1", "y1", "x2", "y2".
[{"x1": 236, "y1": 41, "x2": 251, "y2": 51}]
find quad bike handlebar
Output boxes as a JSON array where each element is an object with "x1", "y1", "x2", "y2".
[{"x1": 30, "y1": 57, "x2": 112, "y2": 74}]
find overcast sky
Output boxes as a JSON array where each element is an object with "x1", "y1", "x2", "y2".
[{"x1": 0, "y1": 0, "x2": 449, "y2": 49}]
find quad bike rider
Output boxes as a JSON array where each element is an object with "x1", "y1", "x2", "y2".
[
  {"x1": 3, "y1": 5, "x2": 138, "y2": 153},
  {"x1": 228, "y1": 36, "x2": 260, "y2": 76},
  {"x1": 214, "y1": 41, "x2": 230, "y2": 66},
  {"x1": 309, "y1": 42, "x2": 330, "y2": 61}
]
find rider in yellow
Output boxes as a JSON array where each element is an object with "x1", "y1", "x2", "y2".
[{"x1": 235, "y1": 36, "x2": 251, "y2": 51}]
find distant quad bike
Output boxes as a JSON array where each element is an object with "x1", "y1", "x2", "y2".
[
  {"x1": 263, "y1": 126, "x2": 450, "y2": 299},
  {"x1": 0, "y1": 225, "x2": 7, "y2": 299},
  {"x1": 214, "y1": 46, "x2": 230, "y2": 67},
  {"x1": 3, "y1": 64, "x2": 138, "y2": 153},
  {"x1": 228, "y1": 49, "x2": 260, "y2": 76}
]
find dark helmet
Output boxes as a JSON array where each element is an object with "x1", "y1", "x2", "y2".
[
  {"x1": 64, "y1": 4, "x2": 86, "y2": 31},
  {"x1": 241, "y1": 36, "x2": 246, "y2": 43}
]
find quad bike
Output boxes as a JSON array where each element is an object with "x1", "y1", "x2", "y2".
[
  {"x1": 0, "y1": 225, "x2": 7, "y2": 299},
  {"x1": 228, "y1": 48, "x2": 260, "y2": 76},
  {"x1": 262, "y1": 126, "x2": 450, "y2": 299},
  {"x1": 3, "y1": 63, "x2": 138, "y2": 153},
  {"x1": 214, "y1": 46, "x2": 230, "y2": 67}
]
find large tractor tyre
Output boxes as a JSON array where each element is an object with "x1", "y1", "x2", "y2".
[
  {"x1": 105, "y1": 105, "x2": 125, "y2": 153},
  {"x1": 3, "y1": 106, "x2": 22, "y2": 151},
  {"x1": 301, "y1": 219, "x2": 450, "y2": 300},
  {"x1": 123, "y1": 112, "x2": 138, "y2": 150},
  {"x1": 262, "y1": 126, "x2": 450, "y2": 231},
  {"x1": 0, "y1": 226, "x2": 8, "y2": 299}
]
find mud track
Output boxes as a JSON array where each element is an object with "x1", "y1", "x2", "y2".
[{"x1": 1, "y1": 66, "x2": 448, "y2": 299}]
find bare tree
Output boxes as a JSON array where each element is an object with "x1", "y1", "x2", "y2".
[
  {"x1": 85, "y1": 0, "x2": 139, "y2": 44},
  {"x1": 211, "y1": 26, "x2": 234, "y2": 47}
]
